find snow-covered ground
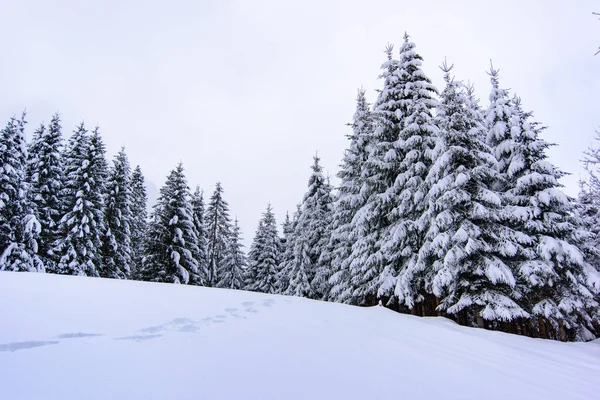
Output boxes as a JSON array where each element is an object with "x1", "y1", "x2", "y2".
[{"x1": 1, "y1": 271, "x2": 599, "y2": 400}]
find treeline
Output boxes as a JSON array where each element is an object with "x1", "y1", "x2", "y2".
[{"x1": 2, "y1": 34, "x2": 599, "y2": 342}]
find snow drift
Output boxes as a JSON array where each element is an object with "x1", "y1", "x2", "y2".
[{"x1": 1, "y1": 271, "x2": 599, "y2": 400}]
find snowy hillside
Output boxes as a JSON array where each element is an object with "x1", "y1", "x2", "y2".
[{"x1": 1, "y1": 272, "x2": 599, "y2": 400}]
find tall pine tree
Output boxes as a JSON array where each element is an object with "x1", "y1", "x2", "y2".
[
  {"x1": 281, "y1": 156, "x2": 333, "y2": 299},
  {"x1": 247, "y1": 204, "x2": 281, "y2": 293},
  {"x1": 219, "y1": 217, "x2": 247, "y2": 289},
  {"x1": 415, "y1": 63, "x2": 526, "y2": 324},
  {"x1": 191, "y1": 186, "x2": 209, "y2": 285},
  {"x1": 327, "y1": 89, "x2": 375, "y2": 303},
  {"x1": 205, "y1": 182, "x2": 232, "y2": 286},
  {"x1": 53, "y1": 123, "x2": 106, "y2": 276},
  {"x1": 26, "y1": 114, "x2": 64, "y2": 268},
  {"x1": 0, "y1": 113, "x2": 43, "y2": 272},
  {"x1": 130, "y1": 165, "x2": 148, "y2": 278},
  {"x1": 142, "y1": 163, "x2": 200, "y2": 284},
  {"x1": 102, "y1": 148, "x2": 133, "y2": 279},
  {"x1": 486, "y1": 68, "x2": 597, "y2": 339}
]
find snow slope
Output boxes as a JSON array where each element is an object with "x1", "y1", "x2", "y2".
[{"x1": 1, "y1": 272, "x2": 599, "y2": 400}]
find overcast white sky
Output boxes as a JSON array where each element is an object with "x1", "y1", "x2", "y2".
[{"x1": 1, "y1": 0, "x2": 599, "y2": 245}]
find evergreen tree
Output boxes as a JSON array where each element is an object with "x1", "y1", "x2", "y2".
[
  {"x1": 219, "y1": 218, "x2": 247, "y2": 289},
  {"x1": 0, "y1": 113, "x2": 43, "y2": 272},
  {"x1": 415, "y1": 63, "x2": 527, "y2": 324},
  {"x1": 377, "y1": 34, "x2": 439, "y2": 309},
  {"x1": 343, "y1": 45, "x2": 402, "y2": 305},
  {"x1": 247, "y1": 204, "x2": 281, "y2": 293},
  {"x1": 284, "y1": 232, "x2": 312, "y2": 297},
  {"x1": 327, "y1": 89, "x2": 375, "y2": 303},
  {"x1": 205, "y1": 182, "x2": 232, "y2": 286},
  {"x1": 486, "y1": 68, "x2": 597, "y2": 339},
  {"x1": 574, "y1": 182, "x2": 600, "y2": 294},
  {"x1": 344, "y1": 35, "x2": 438, "y2": 306},
  {"x1": 282, "y1": 156, "x2": 333, "y2": 299},
  {"x1": 53, "y1": 123, "x2": 106, "y2": 276},
  {"x1": 577, "y1": 132, "x2": 600, "y2": 276},
  {"x1": 277, "y1": 205, "x2": 301, "y2": 294},
  {"x1": 101, "y1": 148, "x2": 133, "y2": 279},
  {"x1": 130, "y1": 165, "x2": 148, "y2": 278},
  {"x1": 142, "y1": 163, "x2": 200, "y2": 284},
  {"x1": 191, "y1": 186, "x2": 209, "y2": 285},
  {"x1": 26, "y1": 114, "x2": 64, "y2": 268}
]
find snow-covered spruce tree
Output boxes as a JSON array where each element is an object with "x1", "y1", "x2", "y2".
[
  {"x1": 277, "y1": 204, "x2": 301, "y2": 294},
  {"x1": 0, "y1": 113, "x2": 43, "y2": 272},
  {"x1": 377, "y1": 34, "x2": 439, "y2": 312},
  {"x1": 52, "y1": 124, "x2": 107, "y2": 276},
  {"x1": 191, "y1": 186, "x2": 209, "y2": 285},
  {"x1": 326, "y1": 89, "x2": 375, "y2": 303},
  {"x1": 414, "y1": 63, "x2": 527, "y2": 327},
  {"x1": 205, "y1": 182, "x2": 232, "y2": 286},
  {"x1": 574, "y1": 182, "x2": 600, "y2": 295},
  {"x1": 26, "y1": 114, "x2": 64, "y2": 268},
  {"x1": 283, "y1": 156, "x2": 333, "y2": 299},
  {"x1": 218, "y1": 217, "x2": 247, "y2": 289},
  {"x1": 486, "y1": 68, "x2": 598, "y2": 340},
  {"x1": 577, "y1": 132, "x2": 600, "y2": 276},
  {"x1": 130, "y1": 165, "x2": 148, "y2": 278},
  {"x1": 342, "y1": 45, "x2": 401, "y2": 306},
  {"x1": 343, "y1": 35, "x2": 437, "y2": 307},
  {"x1": 141, "y1": 163, "x2": 200, "y2": 284},
  {"x1": 101, "y1": 148, "x2": 133, "y2": 279},
  {"x1": 246, "y1": 204, "x2": 281, "y2": 293}
]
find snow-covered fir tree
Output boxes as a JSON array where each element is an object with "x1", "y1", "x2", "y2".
[
  {"x1": 246, "y1": 204, "x2": 281, "y2": 293},
  {"x1": 281, "y1": 156, "x2": 333, "y2": 299},
  {"x1": 0, "y1": 113, "x2": 43, "y2": 272},
  {"x1": 327, "y1": 89, "x2": 375, "y2": 303},
  {"x1": 574, "y1": 182, "x2": 600, "y2": 294},
  {"x1": 52, "y1": 123, "x2": 107, "y2": 276},
  {"x1": 142, "y1": 163, "x2": 200, "y2": 284},
  {"x1": 130, "y1": 165, "x2": 148, "y2": 278},
  {"x1": 486, "y1": 68, "x2": 598, "y2": 340},
  {"x1": 101, "y1": 148, "x2": 133, "y2": 279},
  {"x1": 343, "y1": 35, "x2": 438, "y2": 306},
  {"x1": 26, "y1": 114, "x2": 64, "y2": 268},
  {"x1": 218, "y1": 217, "x2": 247, "y2": 289},
  {"x1": 577, "y1": 132, "x2": 600, "y2": 276},
  {"x1": 415, "y1": 63, "x2": 527, "y2": 324},
  {"x1": 205, "y1": 182, "x2": 232, "y2": 286},
  {"x1": 191, "y1": 186, "x2": 209, "y2": 285},
  {"x1": 277, "y1": 205, "x2": 300, "y2": 294},
  {"x1": 377, "y1": 34, "x2": 439, "y2": 309}
]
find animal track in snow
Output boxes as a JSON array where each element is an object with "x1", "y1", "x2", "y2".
[{"x1": 0, "y1": 340, "x2": 60, "y2": 352}]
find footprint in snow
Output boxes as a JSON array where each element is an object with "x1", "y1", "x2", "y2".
[
  {"x1": 116, "y1": 334, "x2": 162, "y2": 342},
  {"x1": 140, "y1": 318, "x2": 196, "y2": 334},
  {"x1": 177, "y1": 324, "x2": 199, "y2": 333},
  {"x1": 241, "y1": 301, "x2": 255, "y2": 307},
  {"x1": 225, "y1": 308, "x2": 246, "y2": 319},
  {"x1": 0, "y1": 340, "x2": 60, "y2": 353},
  {"x1": 262, "y1": 299, "x2": 276, "y2": 307},
  {"x1": 56, "y1": 333, "x2": 103, "y2": 339}
]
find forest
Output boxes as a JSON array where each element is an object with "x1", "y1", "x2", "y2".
[{"x1": 1, "y1": 34, "x2": 599, "y2": 342}]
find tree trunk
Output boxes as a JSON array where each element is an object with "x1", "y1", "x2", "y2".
[
  {"x1": 538, "y1": 316, "x2": 547, "y2": 339},
  {"x1": 435, "y1": 296, "x2": 441, "y2": 316},
  {"x1": 558, "y1": 319, "x2": 567, "y2": 342},
  {"x1": 476, "y1": 315, "x2": 485, "y2": 328}
]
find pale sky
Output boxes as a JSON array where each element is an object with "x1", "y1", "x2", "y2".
[{"x1": 1, "y1": 0, "x2": 599, "y2": 246}]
